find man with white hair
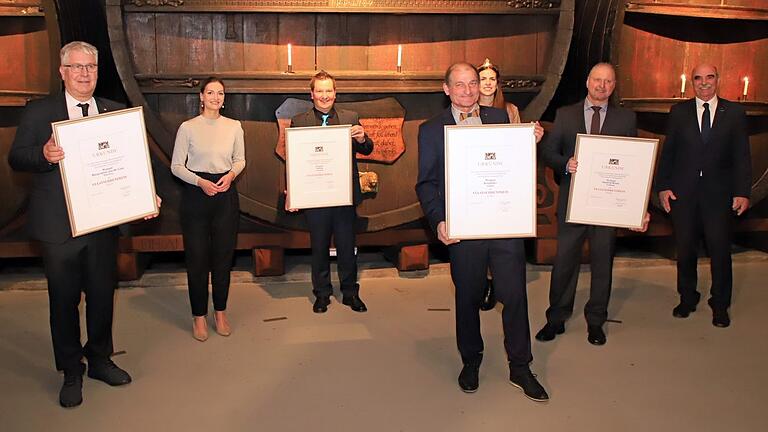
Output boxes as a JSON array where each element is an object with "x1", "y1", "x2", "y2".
[{"x1": 9, "y1": 41, "x2": 158, "y2": 407}]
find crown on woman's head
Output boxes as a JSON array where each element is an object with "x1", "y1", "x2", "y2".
[{"x1": 481, "y1": 58, "x2": 493, "y2": 68}]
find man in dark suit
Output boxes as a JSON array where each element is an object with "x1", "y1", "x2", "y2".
[
  {"x1": 656, "y1": 64, "x2": 751, "y2": 328},
  {"x1": 289, "y1": 71, "x2": 374, "y2": 314},
  {"x1": 536, "y1": 63, "x2": 641, "y2": 346},
  {"x1": 416, "y1": 62, "x2": 547, "y2": 401},
  {"x1": 9, "y1": 41, "x2": 159, "y2": 408}
]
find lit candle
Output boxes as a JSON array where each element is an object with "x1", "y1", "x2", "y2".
[
  {"x1": 743, "y1": 76, "x2": 749, "y2": 97},
  {"x1": 680, "y1": 74, "x2": 686, "y2": 95},
  {"x1": 397, "y1": 44, "x2": 402, "y2": 69},
  {"x1": 287, "y1": 43, "x2": 292, "y2": 68}
]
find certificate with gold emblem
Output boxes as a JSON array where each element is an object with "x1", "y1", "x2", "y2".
[
  {"x1": 445, "y1": 124, "x2": 537, "y2": 239},
  {"x1": 566, "y1": 134, "x2": 659, "y2": 229},
  {"x1": 52, "y1": 106, "x2": 158, "y2": 237},
  {"x1": 285, "y1": 124, "x2": 353, "y2": 210}
]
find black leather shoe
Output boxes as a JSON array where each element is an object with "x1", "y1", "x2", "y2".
[
  {"x1": 509, "y1": 366, "x2": 549, "y2": 402},
  {"x1": 342, "y1": 294, "x2": 367, "y2": 312},
  {"x1": 673, "y1": 302, "x2": 697, "y2": 318},
  {"x1": 87, "y1": 360, "x2": 131, "y2": 386},
  {"x1": 712, "y1": 309, "x2": 730, "y2": 328},
  {"x1": 313, "y1": 296, "x2": 331, "y2": 313},
  {"x1": 534, "y1": 322, "x2": 565, "y2": 342},
  {"x1": 587, "y1": 325, "x2": 606, "y2": 345},
  {"x1": 458, "y1": 363, "x2": 480, "y2": 393},
  {"x1": 480, "y1": 278, "x2": 497, "y2": 311},
  {"x1": 59, "y1": 364, "x2": 85, "y2": 408}
]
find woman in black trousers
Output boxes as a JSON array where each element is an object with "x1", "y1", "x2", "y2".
[{"x1": 171, "y1": 77, "x2": 245, "y2": 341}]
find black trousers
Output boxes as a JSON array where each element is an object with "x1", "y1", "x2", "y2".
[
  {"x1": 304, "y1": 205, "x2": 358, "y2": 298},
  {"x1": 41, "y1": 229, "x2": 118, "y2": 373},
  {"x1": 670, "y1": 190, "x2": 733, "y2": 310},
  {"x1": 181, "y1": 173, "x2": 239, "y2": 317},
  {"x1": 449, "y1": 238, "x2": 532, "y2": 367},
  {"x1": 546, "y1": 222, "x2": 616, "y2": 327}
]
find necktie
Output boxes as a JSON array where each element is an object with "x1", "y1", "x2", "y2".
[
  {"x1": 459, "y1": 109, "x2": 479, "y2": 122},
  {"x1": 701, "y1": 102, "x2": 711, "y2": 142},
  {"x1": 590, "y1": 106, "x2": 601, "y2": 135},
  {"x1": 321, "y1": 114, "x2": 330, "y2": 126},
  {"x1": 77, "y1": 102, "x2": 89, "y2": 117}
]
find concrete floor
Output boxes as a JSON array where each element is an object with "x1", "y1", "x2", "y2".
[{"x1": 1, "y1": 252, "x2": 767, "y2": 432}]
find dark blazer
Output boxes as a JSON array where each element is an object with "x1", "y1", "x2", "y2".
[
  {"x1": 416, "y1": 105, "x2": 509, "y2": 233},
  {"x1": 8, "y1": 93, "x2": 124, "y2": 243},
  {"x1": 540, "y1": 100, "x2": 637, "y2": 216},
  {"x1": 655, "y1": 98, "x2": 751, "y2": 200},
  {"x1": 290, "y1": 107, "x2": 374, "y2": 205}
]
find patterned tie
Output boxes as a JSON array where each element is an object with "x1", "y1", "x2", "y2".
[
  {"x1": 590, "y1": 106, "x2": 601, "y2": 135},
  {"x1": 321, "y1": 114, "x2": 330, "y2": 126},
  {"x1": 77, "y1": 102, "x2": 89, "y2": 117},
  {"x1": 701, "y1": 102, "x2": 711, "y2": 142},
  {"x1": 459, "y1": 109, "x2": 479, "y2": 122}
]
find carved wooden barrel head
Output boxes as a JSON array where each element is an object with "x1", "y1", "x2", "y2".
[
  {"x1": 555, "y1": 0, "x2": 768, "y2": 210},
  {"x1": 0, "y1": 0, "x2": 60, "y2": 230},
  {"x1": 106, "y1": 0, "x2": 574, "y2": 231}
]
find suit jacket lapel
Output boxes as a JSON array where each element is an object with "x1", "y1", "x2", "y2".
[
  {"x1": 443, "y1": 107, "x2": 456, "y2": 126},
  {"x1": 684, "y1": 99, "x2": 705, "y2": 145},
  {"x1": 602, "y1": 104, "x2": 616, "y2": 135},
  {"x1": 55, "y1": 93, "x2": 69, "y2": 121},
  {"x1": 575, "y1": 102, "x2": 586, "y2": 134},
  {"x1": 711, "y1": 99, "x2": 728, "y2": 133}
]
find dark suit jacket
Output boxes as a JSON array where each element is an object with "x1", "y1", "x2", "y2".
[
  {"x1": 8, "y1": 93, "x2": 124, "y2": 243},
  {"x1": 655, "y1": 98, "x2": 751, "y2": 201},
  {"x1": 540, "y1": 100, "x2": 637, "y2": 217},
  {"x1": 416, "y1": 106, "x2": 509, "y2": 233},
  {"x1": 290, "y1": 107, "x2": 374, "y2": 205}
]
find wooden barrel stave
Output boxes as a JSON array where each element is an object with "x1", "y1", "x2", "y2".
[{"x1": 107, "y1": 2, "x2": 575, "y2": 233}]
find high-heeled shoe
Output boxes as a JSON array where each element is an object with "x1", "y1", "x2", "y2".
[
  {"x1": 193, "y1": 316, "x2": 208, "y2": 342},
  {"x1": 214, "y1": 312, "x2": 231, "y2": 337},
  {"x1": 480, "y1": 278, "x2": 497, "y2": 311}
]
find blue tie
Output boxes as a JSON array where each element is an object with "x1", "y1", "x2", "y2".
[
  {"x1": 701, "y1": 102, "x2": 711, "y2": 142},
  {"x1": 321, "y1": 114, "x2": 330, "y2": 126}
]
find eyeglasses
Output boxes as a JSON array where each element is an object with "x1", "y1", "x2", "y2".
[{"x1": 63, "y1": 63, "x2": 98, "y2": 73}]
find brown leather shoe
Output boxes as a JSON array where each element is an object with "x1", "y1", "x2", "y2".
[{"x1": 193, "y1": 316, "x2": 208, "y2": 342}]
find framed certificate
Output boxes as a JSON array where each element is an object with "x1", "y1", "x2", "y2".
[
  {"x1": 52, "y1": 106, "x2": 158, "y2": 237},
  {"x1": 445, "y1": 124, "x2": 537, "y2": 240},
  {"x1": 566, "y1": 134, "x2": 659, "y2": 229},
  {"x1": 285, "y1": 124, "x2": 353, "y2": 210}
]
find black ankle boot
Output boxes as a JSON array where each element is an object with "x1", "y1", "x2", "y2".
[{"x1": 480, "y1": 278, "x2": 497, "y2": 311}]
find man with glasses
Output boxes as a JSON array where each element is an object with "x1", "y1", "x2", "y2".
[
  {"x1": 9, "y1": 41, "x2": 158, "y2": 407},
  {"x1": 416, "y1": 62, "x2": 548, "y2": 401}
]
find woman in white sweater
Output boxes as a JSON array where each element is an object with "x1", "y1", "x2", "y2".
[{"x1": 171, "y1": 77, "x2": 245, "y2": 341}]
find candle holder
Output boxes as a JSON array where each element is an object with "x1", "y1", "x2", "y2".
[
  {"x1": 397, "y1": 65, "x2": 402, "y2": 73},
  {"x1": 286, "y1": 64, "x2": 294, "y2": 74}
]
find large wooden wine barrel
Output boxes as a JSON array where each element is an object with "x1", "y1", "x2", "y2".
[
  {"x1": 614, "y1": 0, "x2": 768, "y2": 204},
  {"x1": 106, "y1": 0, "x2": 575, "y2": 232},
  {"x1": 532, "y1": 0, "x2": 768, "y2": 262},
  {"x1": 0, "y1": 0, "x2": 60, "y2": 231}
]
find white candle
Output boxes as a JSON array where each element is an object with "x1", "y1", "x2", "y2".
[
  {"x1": 680, "y1": 74, "x2": 686, "y2": 95},
  {"x1": 288, "y1": 43, "x2": 292, "y2": 67},
  {"x1": 743, "y1": 76, "x2": 749, "y2": 97},
  {"x1": 397, "y1": 44, "x2": 402, "y2": 68}
]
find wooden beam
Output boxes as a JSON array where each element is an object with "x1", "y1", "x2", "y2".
[
  {"x1": 253, "y1": 247, "x2": 284, "y2": 276},
  {"x1": 397, "y1": 244, "x2": 429, "y2": 272}
]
